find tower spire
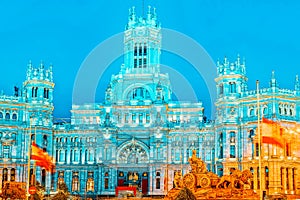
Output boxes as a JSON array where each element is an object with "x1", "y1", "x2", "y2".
[
  {"x1": 270, "y1": 70, "x2": 277, "y2": 88},
  {"x1": 295, "y1": 74, "x2": 300, "y2": 93}
]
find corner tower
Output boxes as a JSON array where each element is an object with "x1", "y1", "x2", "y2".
[{"x1": 23, "y1": 61, "x2": 54, "y2": 149}]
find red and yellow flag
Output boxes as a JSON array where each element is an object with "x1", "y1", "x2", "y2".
[
  {"x1": 261, "y1": 117, "x2": 284, "y2": 148},
  {"x1": 31, "y1": 142, "x2": 55, "y2": 173}
]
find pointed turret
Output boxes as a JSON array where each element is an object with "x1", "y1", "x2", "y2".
[
  {"x1": 270, "y1": 70, "x2": 278, "y2": 89},
  {"x1": 295, "y1": 75, "x2": 300, "y2": 95},
  {"x1": 215, "y1": 55, "x2": 248, "y2": 98}
]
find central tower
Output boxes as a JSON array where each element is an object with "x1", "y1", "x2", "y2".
[
  {"x1": 124, "y1": 6, "x2": 161, "y2": 74},
  {"x1": 105, "y1": 6, "x2": 171, "y2": 105}
]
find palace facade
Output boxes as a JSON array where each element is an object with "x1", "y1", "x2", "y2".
[{"x1": 0, "y1": 6, "x2": 299, "y2": 198}]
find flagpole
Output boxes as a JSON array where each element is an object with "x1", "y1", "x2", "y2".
[
  {"x1": 256, "y1": 80, "x2": 263, "y2": 200},
  {"x1": 26, "y1": 119, "x2": 32, "y2": 200}
]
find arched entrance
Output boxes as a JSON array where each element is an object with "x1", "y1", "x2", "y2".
[{"x1": 116, "y1": 138, "x2": 149, "y2": 194}]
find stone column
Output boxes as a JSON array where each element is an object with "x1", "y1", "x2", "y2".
[
  {"x1": 282, "y1": 168, "x2": 287, "y2": 192},
  {"x1": 268, "y1": 162, "x2": 281, "y2": 194},
  {"x1": 296, "y1": 168, "x2": 300, "y2": 195},
  {"x1": 261, "y1": 167, "x2": 265, "y2": 191},
  {"x1": 288, "y1": 168, "x2": 294, "y2": 193},
  {"x1": 253, "y1": 167, "x2": 258, "y2": 190}
]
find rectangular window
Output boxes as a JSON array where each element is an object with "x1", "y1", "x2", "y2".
[
  {"x1": 143, "y1": 58, "x2": 147, "y2": 67},
  {"x1": 156, "y1": 178, "x2": 160, "y2": 189},
  {"x1": 230, "y1": 145, "x2": 236, "y2": 158},
  {"x1": 134, "y1": 58, "x2": 137, "y2": 68},
  {"x1": 139, "y1": 46, "x2": 142, "y2": 56},
  {"x1": 134, "y1": 46, "x2": 137, "y2": 56},
  {"x1": 139, "y1": 113, "x2": 143, "y2": 124},
  {"x1": 255, "y1": 143, "x2": 259, "y2": 156},
  {"x1": 104, "y1": 178, "x2": 109, "y2": 189},
  {"x1": 132, "y1": 114, "x2": 136, "y2": 123},
  {"x1": 143, "y1": 46, "x2": 147, "y2": 56},
  {"x1": 125, "y1": 113, "x2": 129, "y2": 123},
  {"x1": 146, "y1": 114, "x2": 150, "y2": 123},
  {"x1": 139, "y1": 58, "x2": 142, "y2": 68}
]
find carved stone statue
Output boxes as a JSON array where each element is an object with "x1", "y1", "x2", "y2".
[
  {"x1": 188, "y1": 149, "x2": 207, "y2": 173},
  {"x1": 173, "y1": 171, "x2": 182, "y2": 188}
]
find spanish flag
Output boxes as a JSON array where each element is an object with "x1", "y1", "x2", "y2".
[
  {"x1": 261, "y1": 117, "x2": 284, "y2": 148},
  {"x1": 31, "y1": 142, "x2": 55, "y2": 173}
]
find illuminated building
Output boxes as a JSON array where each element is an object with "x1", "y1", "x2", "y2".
[{"x1": 0, "y1": 6, "x2": 299, "y2": 198}]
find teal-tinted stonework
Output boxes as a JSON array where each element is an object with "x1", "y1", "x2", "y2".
[{"x1": 0, "y1": 6, "x2": 299, "y2": 198}]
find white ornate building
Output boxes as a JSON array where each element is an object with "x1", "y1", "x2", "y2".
[{"x1": 0, "y1": 6, "x2": 299, "y2": 198}]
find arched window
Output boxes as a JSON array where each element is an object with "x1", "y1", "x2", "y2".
[
  {"x1": 12, "y1": 113, "x2": 17, "y2": 120},
  {"x1": 32, "y1": 87, "x2": 38, "y2": 98},
  {"x1": 0, "y1": 112, "x2": 3, "y2": 119},
  {"x1": 5, "y1": 113, "x2": 10, "y2": 120},
  {"x1": 128, "y1": 87, "x2": 151, "y2": 101},
  {"x1": 229, "y1": 82, "x2": 236, "y2": 93}
]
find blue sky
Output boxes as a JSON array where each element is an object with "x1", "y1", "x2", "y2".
[{"x1": 0, "y1": 0, "x2": 300, "y2": 118}]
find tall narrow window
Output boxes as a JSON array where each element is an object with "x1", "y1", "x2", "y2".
[
  {"x1": 87, "y1": 178, "x2": 94, "y2": 192},
  {"x1": 104, "y1": 172, "x2": 109, "y2": 189},
  {"x1": 143, "y1": 58, "x2": 147, "y2": 67},
  {"x1": 143, "y1": 45, "x2": 147, "y2": 56},
  {"x1": 134, "y1": 46, "x2": 137, "y2": 56},
  {"x1": 139, "y1": 46, "x2": 142, "y2": 56},
  {"x1": 255, "y1": 143, "x2": 259, "y2": 156},
  {"x1": 265, "y1": 167, "x2": 269, "y2": 189},
  {"x1": 3, "y1": 168, "x2": 8, "y2": 181},
  {"x1": 72, "y1": 172, "x2": 79, "y2": 192},
  {"x1": 229, "y1": 82, "x2": 236, "y2": 93},
  {"x1": 12, "y1": 113, "x2": 17, "y2": 120},
  {"x1": 286, "y1": 143, "x2": 291, "y2": 156},
  {"x1": 156, "y1": 178, "x2": 161, "y2": 189},
  {"x1": 139, "y1": 113, "x2": 143, "y2": 124},
  {"x1": 219, "y1": 84, "x2": 224, "y2": 95},
  {"x1": 230, "y1": 145, "x2": 236, "y2": 158},
  {"x1": 5, "y1": 113, "x2": 10, "y2": 120},
  {"x1": 134, "y1": 58, "x2": 137, "y2": 68},
  {"x1": 10, "y1": 168, "x2": 15, "y2": 182},
  {"x1": 42, "y1": 169, "x2": 46, "y2": 187},
  {"x1": 219, "y1": 132, "x2": 223, "y2": 159},
  {"x1": 139, "y1": 58, "x2": 142, "y2": 68},
  {"x1": 146, "y1": 114, "x2": 150, "y2": 123}
]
